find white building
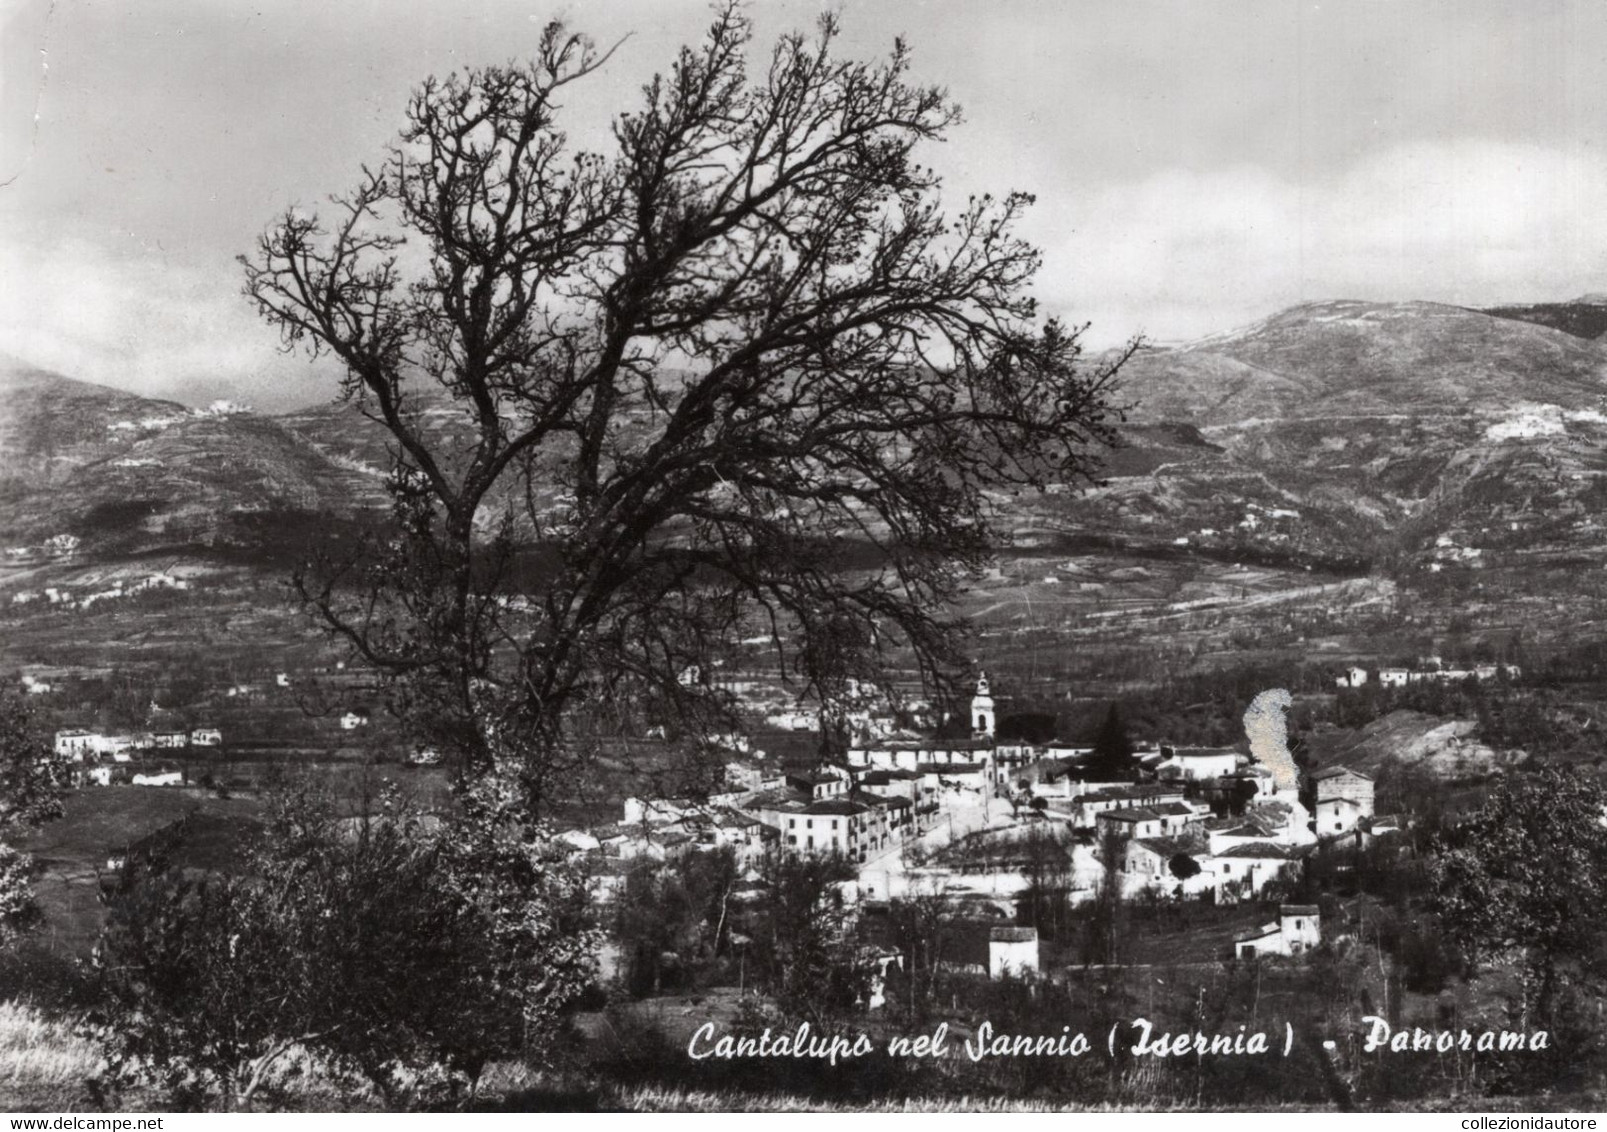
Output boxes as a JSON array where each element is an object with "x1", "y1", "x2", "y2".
[
  {"x1": 784, "y1": 767, "x2": 852, "y2": 800},
  {"x1": 1334, "y1": 666, "x2": 1368, "y2": 689},
  {"x1": 54, "y1": 729, "x2": 100, "y2": 761},
  {"x1": 1096, "y1": 801, "x2": 1201, "y2": 841},
  {"x1": 132, "y1": 770, "x2": 184, "y2": 787},
  {"x1": 773, "y1": 798, "x2": 889, "y2": 862},
  {"x1": 989, "y1": 926, "x2": 1039, "y2": 979},
  {"x1": 622, "y1": 796, "x2": 696, "y2": 826},
  {"x1": 848, "y1": 738, "x2": 994, "y2": 772},
  {"x1": 190, "y1": 728, "x2": 223, "y2": 747},
  {"x1": 1210, "y1": 843, "x2": 1297, "y2": 900},
  {"x1": 1317, "y1": 796, "x2": 1367, "y2": 836},
  {"x1": 1311, "y1": 766, "x2": 1374, "y2": 835},
  {"x1": 764, "y1": 709, "x2": 819, "y2": 732},
  {"x1": 1234, "y1": 904, "x2": 1320, "y2": 958},
  {"x1": 1155, "y1": 747, "x2": 1238, "y2": 781},
  {"x1": 339, "y1": 711, "x2": 370, "y2": 730},
  {"x1": 1070, "y1": 784, "x2": 1187, "y2": 828}
]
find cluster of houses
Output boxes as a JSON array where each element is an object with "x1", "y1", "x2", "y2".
[
  {"x1": 2, "y1": 533, "x2": 82, "y2": 569},
  {"x1": 51, "y1": 725, "x2": 220, "y2": 789},
  {"x1": 54, "y1": 726, "x2": 223, "y2": 759},
  {"x1": 562, "y1": 759, "x2": 937, "y2": 902},
  {"x1": 1100, "y1": 762, "x2": 1389, "y2": 902},
  {"x1": 1334, "y1": 661, "x2": 1521, "y2": 689},
  {"x1": 7, "y1": 570, "x2": 191, "y2": 611},
  {"x1": 555, "y1": 674, "x2": 1397, "y2": 950}
]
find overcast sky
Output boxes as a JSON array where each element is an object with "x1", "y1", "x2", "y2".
[{"x1": 3, "y1": 0, "x2": 1606, "y2": 410}]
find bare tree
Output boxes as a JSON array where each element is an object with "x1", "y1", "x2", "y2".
[{"x1": 243, "y1": 5, "x2": 1129, "y2": 813}]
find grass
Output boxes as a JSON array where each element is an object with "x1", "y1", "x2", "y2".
[
  {"x1": 15, "y1": 788, "x2": 269, "y2": 955},
  {"x1": 608, "y1": 1086, "x2": 1249, "y2": 1112},
  {"x1": 0, "y1": 1003, "x2": 1598, "y2": 1113},
  {"x1": 479, "y1": 1069, "x2": 1343, "y2": 1112},
  {"x1": 0, "y1": 1001, "x2": 102, "y2": 1091}
]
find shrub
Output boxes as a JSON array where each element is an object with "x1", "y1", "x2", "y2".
[{"x1": 92, "y1": 780, "x2": 600, "y2": 1110}]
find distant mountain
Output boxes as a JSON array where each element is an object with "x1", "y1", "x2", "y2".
[
  {"x1": 1479, "y1": 296, "x2": 1607, "y2": 341},
  {"x1": 1026, "y1": 301, "x2": 1607, "y2": 575},
  {"x1": 0, "y1": 358, "x2": 392, "y2": 559},
  {"x1": 0, "y1": 357, "x2": 193, "y2": 489},
  {"x1": 8, "y1": 296, "x2": 1607, "y2": 590},
  {"x1": 1117, "y1": 300, "x2": 1607, "y2": 420}
]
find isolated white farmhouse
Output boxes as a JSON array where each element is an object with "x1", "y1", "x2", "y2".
[
  {"x1": 132, "y1": 770, "x2": 184, "y2": 787},
  {"x1": 1234, "y1": 904, "x2": 1320, "y2": 958},
  {"x1": 989, "y1": 926, "x2": 1039, "y2": 978},
  {"x1": 1334, "y1": 666, "x2": 1368, "y2": 689}
]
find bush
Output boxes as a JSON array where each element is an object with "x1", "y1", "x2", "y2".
[{"x1": 92, "y1": 780, "x2": 600, "y2": 1110}]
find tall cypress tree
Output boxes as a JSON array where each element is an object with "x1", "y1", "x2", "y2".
[{"x1": 1088, "y1": 703, "x2": 1136, "y2": 781}]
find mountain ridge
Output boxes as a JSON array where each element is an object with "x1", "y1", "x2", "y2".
[{"x1": 6, "y1": 297, "x2": 1607, "y2": 591}]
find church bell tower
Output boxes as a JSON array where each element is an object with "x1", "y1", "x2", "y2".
[{"x1": 971, "y1": 671, "x2": 995, "y2": 739}]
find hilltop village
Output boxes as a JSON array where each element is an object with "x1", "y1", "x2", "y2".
[{"x1": 564, "y1": 674, "x2": 1404, "y2": 969}]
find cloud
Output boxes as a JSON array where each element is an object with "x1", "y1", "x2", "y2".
[
  {"x1": 8, "y1": 139, "x2": 1607, "y2": 405},
  {"x1": 0, "y1": 233, "x2": 332, "y2": 410},
  {"x1": 1039, "y1": 139, "x2": 1607, "y2": 347}
]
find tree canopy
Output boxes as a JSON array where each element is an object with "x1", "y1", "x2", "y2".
[
  {"x1": 243, "y1": 4, "x2": 1128, "y2": 811},
  {"x1": 94, "y1": 781, "x2": 598, "y2": 1109},
  {"x1": 1429, "y1": 766, "x2": 1607, "y2": 1017},
  {"x1": 0, "y1": 695, "x2": 69, "y2": 941}
]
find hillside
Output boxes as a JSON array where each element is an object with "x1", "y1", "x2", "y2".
[
  {"x1": 9, "y1": 296, "x2": 1607, "y2": 696},
  {"x1": 1306, "y1": 710, "x2": 1510, "y2": 779},
  {"x1": 0, "y1": 358, "x2": 395, "y2": 561},
  {"x1": 1480, "y1": 296, "x2": 1607, "y2": 341},
  {"x1": 1079, "y1": 302, "x2": 1607, "y2": 572},
  {"x1": 0, "y1": 357, "x2": 193, "y2": 490}
]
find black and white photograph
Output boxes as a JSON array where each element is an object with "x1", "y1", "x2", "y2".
[{"x1": 3, "y1": 0, "x2": 1607, "y2": 1115}]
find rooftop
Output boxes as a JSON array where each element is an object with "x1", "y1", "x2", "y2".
[
  {"x1": 714, "y1": 808, "x2": 762, "y2": 827},
  {"x1": 858, "y1": 769, "x2": 921, "y2": 784},
  {"x1": 1311, "y1": 765, "x2": 1373, "y2": 782},
  {"x1": 1214, "y1": 841, "x2": 1290, "y2": 860},
  {"x1": 1131, "y1": 836, "x2": 1202, "y2": 858},
  {"x1": 801, "y1": 799, "x2": 872, "y2": 817},
  {"x1": 990, "y1": 926, "x2": 1038, "y2": 943},
  {"x1": 1215, "y1": 822, "x2": 1272, "y2": 839},
  {"x1": 854, "y1": 738, "x2": 994, "y2": 753},
  {"x1": 1101, "y1": 807, "x2": 1159, "y2": 822},
  {"x1": 1234, "y1": 921, "x2": 1282, "y2": 943},
  {"x1": 786, "y1": 770, "x2": 845, "y2": 787}
]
